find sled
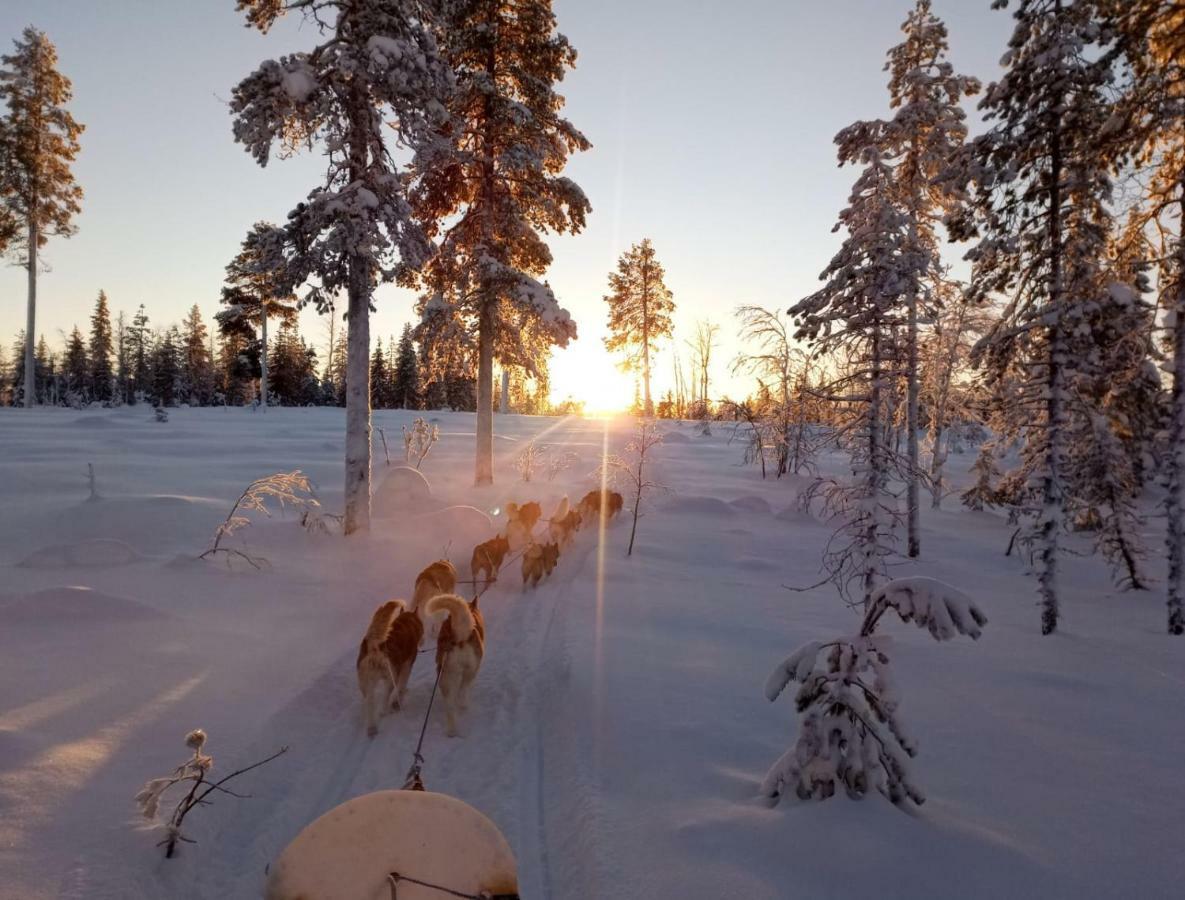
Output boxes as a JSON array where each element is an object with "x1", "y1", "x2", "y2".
[{"x1": 265, "y1": 789, "x2": 518, "y2": 900}]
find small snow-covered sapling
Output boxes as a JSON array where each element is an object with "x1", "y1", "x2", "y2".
[
  {"x1": 402, "y1": 417, "x2": 439, "y2": 469},
  {"x1": 515, "y1": 441, "x2": 548, "y2": 483},
  {"x1": 135, "y1": 729, "x2": 287, "y2": 858},
  {"x1": 762, "y1": 577, "x2": 987, "y2": 808}
]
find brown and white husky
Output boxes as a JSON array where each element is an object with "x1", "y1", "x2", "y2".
[
  {"x1": 357, "y1": 599, "x2": 424, "y2": 737},
  {"x1": 426, "y1": 593, "x2": 485, "y2": 737}
]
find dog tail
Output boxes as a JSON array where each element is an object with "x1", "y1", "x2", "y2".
[
  {"x1": 551, "y1": 494, "x2": 569, "y2": 522},
  {"x1": 426, "y1": 593, "x2": 474, "y2": 642},
  {"x1": 363, "y1": 600, "x2": 403, "y2": 651}
]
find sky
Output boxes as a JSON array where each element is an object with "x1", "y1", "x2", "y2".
[{"x1": 0, "y1": 0, "x2": 1014, "y2": 412}]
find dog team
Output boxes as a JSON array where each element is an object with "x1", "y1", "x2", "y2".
[{"x1": 357, "y1": 488, "x2": 623, "y2": 738}]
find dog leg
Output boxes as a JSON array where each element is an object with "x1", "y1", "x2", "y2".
[{"x1": 440, "y1": 668, "x2": 463, "y2": 737}]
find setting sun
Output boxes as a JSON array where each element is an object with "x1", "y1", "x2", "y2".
[{"x1": 549, "y1": 341, "x2": 638, "y2": 415}]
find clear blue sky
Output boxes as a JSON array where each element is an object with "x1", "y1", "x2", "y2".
[{"x1": 0, "y1": 0, "x2": 1012, "y2": 408}]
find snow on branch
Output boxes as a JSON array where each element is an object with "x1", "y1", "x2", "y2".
[{"x1": 862, "y1": 576, "x2": 988, "y2": 641}]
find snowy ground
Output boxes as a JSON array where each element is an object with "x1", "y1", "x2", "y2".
[{"x1": 0, "y1": 406, "x2": 1182, "y2": 899}]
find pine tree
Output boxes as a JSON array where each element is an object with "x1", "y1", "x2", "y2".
[
  {"x1": 232, "y1": 0, "x2": 452, "y2": 533},
  {"x1": 951, "y1": 0, "x2": 1123, "y2": 634},
  {"x1": 0, "y1": 341, "x2": 10, "y2": 405},
  {"x1": 88, "y1": 290, "x2": 114, "y2": 403},
  {"x1": 63, "y1": 324, "x2": 87, "y2": 400},
  {"x1": 218, "y1": 222, "x2": 298, "y2": 411},
  {"x1": 410, "y1": 0, "x2": 589, "y2": 485},
  {"x1": 837, "y1": 1, "x2": 980, "y2": 558},
  {"x1": 180, "y1": 304, "x2": 214, "y2": 405},
  {"x1": 392, "y1": 324, "x2": 419, "y2": 409},
  {"x1": 34, "y1": 333, "x2": 53, "y2": 404},
  {"x1": 0, "y1": 27, "x2": 84, "y2": 408},
  {"x1": 603, "y1": 239, "x2": 675, "y2": 417}
]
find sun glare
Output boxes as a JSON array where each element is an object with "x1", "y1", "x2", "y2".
[{"x1": 549, "y1": 342, "x2": 637, "y2": 415}]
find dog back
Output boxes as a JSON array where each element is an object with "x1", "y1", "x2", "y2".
[{"x1": 413, "y1": 559, "x2": 457, "y2": 610}]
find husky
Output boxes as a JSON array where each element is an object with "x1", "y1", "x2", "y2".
[
  {"x1": 470, "y1": 533, "x2": 510, "y2": 589},
  {"x1": 356, "y1": 599, "x2": 423, "y2": 737},
  {"x1": 426, "y1": 593, "x2": 485, "y2": 737}
]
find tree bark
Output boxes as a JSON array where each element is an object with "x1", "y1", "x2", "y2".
[
  {"x1": 343, "y1": 84, "x2": 372, "y2": 535},
  {"x1": 906, "y1": 287, "x2": 920, "y2": 557},
  {"x1": 24, "y1": 219, "x2": 37, "y2": 408},
  {"x1": 259, "y1": 306, "x2": 268, "y2": 412},
  {"x1": 500, "y1": 367, "x2": 509, "y2": 414},
  {"x1": 1040, "y1": 44, "x2": 1064, "y2": 636},
  {"x1": 641, "y1": 262, "x2": 652, "y2": 417},
  {"x1": 863, "y1": 326, "x2": 883, "y2": 612},
  {"x1": 1167, "y1": 185, "x2": 1185, "y2": 635},
  {"x1": 475, "y1": 299, "x2": 495, "y2": 485}
]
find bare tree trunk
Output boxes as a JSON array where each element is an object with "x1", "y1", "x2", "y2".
[
  {"x1": 906, "y1": 289, "x2": 920, "y2": 557},
  {"x1": 475, "y1": 299, "x2": 494, "y2": 485},
  {"x1": 259, "y1": 307, "x2": 268, "y2": 412},
  {"x1": 863, "y1": 327, "x2": 883, "y2": 611},
  {"x1": 641, "y1": 263, "x2": 652, "y2": 417},
  {"x1": 24, "y1": 220, "x2": 37, "y2": 408},
  {"x1": 500, "y1": 367, "x2": 510, "y2": 414},
  {"x1": 1039, "y1": 61, "x2": 1064, "y2": 636},
  {"x1": 343, "y1": 88, "x2": 372, "y2": 535},
  {"x1": 1167, "y1": 188, "x2": 1185, "y2": 635}
]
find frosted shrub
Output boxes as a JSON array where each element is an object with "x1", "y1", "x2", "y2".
[
  {"x1": 597, "y1": 419, "x2": 666, "y2": 556},
  {"x1": 546, "y1": 449, "x2": 579, "y2": 482},
  {"x1": 762, "y1": 577, "x2": 987, "y2": 808},
  {"x1": 515, "y1": 441, "x2": 548, "y2": 483},
  {"x1": 135, "y1": 729, "x2": 286, "y2": 858},
  {"x1": 201, "y1": 471, "x2": 319, "y2": 568},
  {"x1": 402, "y1": 417, "x2": 439, "y2": 470}
]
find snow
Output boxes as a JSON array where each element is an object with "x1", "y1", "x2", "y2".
[
  {"x1": 0, "y1": 406, "x2": 1182, "y2": 898},
  {"x1": 280, "y1": 66, "x2": 316, "y2": 103}
]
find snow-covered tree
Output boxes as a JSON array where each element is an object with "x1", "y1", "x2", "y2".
[
  {"x1": 603, "y1": 239, "x2": 675, "y2": 417},
  {"x1": 791, "y1": 148, "x2": 927, "y2": 609},
  {"x1": 1105, "y1": 0, "x2": 1185, "y2": 632},
  {"x1": 835, "y1": 0, "x2": 980, "y2": 557},
  {"x1": 0, "y1": 27, "x2": 84, "y2": 408},
  {"x1": 763, "y1": 576, "x2": 987, "y2": 807},
  {"x1": 951, "y1": 0, "x2": 1124, "y2": 634},
  {"x1": 129, "y1": 304, "x2": 151, "y2": 403},
  {"x1": 409, "y1": 0, "x2": 588, "y2": 484},
  {"x1": 369, "y1": 336, "x2": 390, "y2": 408},
  {"x1": 231, "y1": 0, "x2": 452, "y2": 533},
  {"x1": 88, "y1": 290, "x2": 114, "y2": 404},
  {"x1": 685, "y1": 319, "x2": 719, "y2": 419},
  {"x1": 152, "y1": 326, "x2": 181, "y2": 408}
]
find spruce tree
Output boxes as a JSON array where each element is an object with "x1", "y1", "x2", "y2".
[
  {"x1": 152, "y1": 327, "x2": 181, "y2": 408},
  {"x1": 115, "y1": 310, "x2": 130, "y2": 404},
  {"x1": 392, "y1": 324, "x2": 419, "y2": 409},
  {"x1": 410, "y1": 0, "x2": 589, "y2": 484},
  {"x1": 88, "y1": 290, "x2": 114, "y2": 403},
  {"x1": 603, "y1": 238, "x2": 675, "y2": 417},
  {"x1": 0, "y1": 27, "x2": 83, "y2": 408},
  {"x1": 129, "y1": 304, "x2": 151, "y2": 403},
  {"x1": 63, "y1": 325, "x2": 87, "y2": 400},
  {"x1": 232, "y1": 0, "x2": 452, "y2": 533},
  {"x1": 370, "y1": 337, "x2": 390, "y2": 409}
]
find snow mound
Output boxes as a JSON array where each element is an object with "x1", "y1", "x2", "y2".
[
  {"x1": 265, "y1": 790, "x2": 518, "y2": 900},
  {"x1": 373, "y1": 466, "x2": 433, "y2": 518},
  {"x1": 730, "y1": 495, "x2": 772, "y2": 515},
  {"x1": 50, "y1": 495, "x2": 226, "y2": 556},
  {"x1": 0, "y1": 586, "x2": 166, "y2": 624},
  {"x1": 17, "y1": 538, "x2": 143, "y2": 569},
  {"x1": 660, "y1": 495, "x2": 737, "y2": 517},
  {"x1": 409, "y1": 505, "x2": 495, "y2": 553},
  {"x1": 661, "y1": 430, "x2": 691, "y2": 444}
]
